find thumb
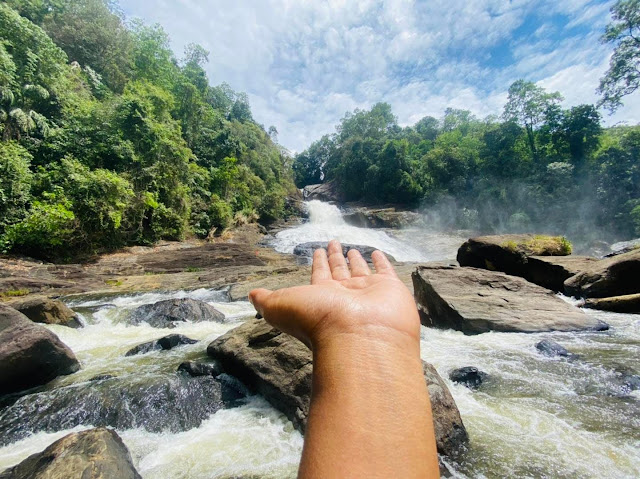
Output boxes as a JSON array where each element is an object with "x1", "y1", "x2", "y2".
[{"x1": 248, "y1": 288, "x2": 274, "y2": 317}]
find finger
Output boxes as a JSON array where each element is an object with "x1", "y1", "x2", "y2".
[
  {"x1": 371, "y1": 250, "x2": 398, "y2": 278},
  {"x1": 248, "y1": 288, "x2": 274, "y2": 317},
  {"x1": 347, "y1": 249, "x2": 370, "y2": 277},
  {"x1": 311, "y1": 248, "x2": 331, "y2": 284},
  {"x1": 327, "y1": 240, "x2": 350, "y2": 281}
]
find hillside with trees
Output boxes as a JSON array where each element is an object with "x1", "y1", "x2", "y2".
[
  {"x1": 294, "y1": 89, "x2": 640, "y2": 242},
  {"x1": 0, "y1": 0, "x2": 297, "y2": 260}
]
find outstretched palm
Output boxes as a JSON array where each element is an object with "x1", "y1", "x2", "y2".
[{"x1": 249, "y1": 240, "x2": 421, "y2": 349}]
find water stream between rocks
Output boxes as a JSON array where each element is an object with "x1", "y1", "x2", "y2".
[{"x1": 0, "y1": 201, "x2": 638, "y2": 478}]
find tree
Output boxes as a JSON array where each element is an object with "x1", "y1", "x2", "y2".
[
  {"x1": 503, "y1": 80, "x2": 562, "y2": 162},
  {"x1": 561, "y1": 105, "x2": 602, "y2": 170},
  {"x1": 598, "y1": 0, "x2": 640, "y2": 112}
]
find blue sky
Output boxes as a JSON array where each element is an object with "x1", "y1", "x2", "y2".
[{"x1": 121, "y1": 0, "x2": 638, "y2": 153}]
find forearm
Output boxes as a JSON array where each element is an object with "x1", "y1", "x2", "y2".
[{"x1": 298, "y1": 331, "x2": 440, "y2": 479}]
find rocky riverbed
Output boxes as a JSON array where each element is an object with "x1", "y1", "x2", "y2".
[{"x1": 0, "y1": 204, "x2": 639, "y2": 478}]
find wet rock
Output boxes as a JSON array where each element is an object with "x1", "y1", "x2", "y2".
[
  {"x1": 0, "y1": 304, "x2": 80, "y2": 395},
  {"x1": 584, "y1": 293, "x2": 640, "y2": 314},
  {"x1": 456, "y1": 234, "x2": 591, "y2": 292},
  {"x1": 0, "y1": 373, "x2": 226, "y2": 445},
  {"x1": 621, "y1": 374, "x2": 640, "y2": 392},
  {"x1": 565, "y1": 249, "x2": 640, "y2": 298},
  {"x1": 177, "y1": 360, "x2": 224, "y2": 377},
  {"x1": 0, "y1": 428, "x2": 141, "y2": 479},
  {"x1": 9, "y1": 297, "x2": 82, "y2": 328},
  {"x1": 129, "y1": 298, "x2": 226, "y2": 328},
  {"x1": 89, "y1": 374, "x2": 116, "y2": 382},
  {"x1": 412, "y1": 264, "x2": 608, "y2": 334},
  {"x1": 342, "y1": 207, "x2": 423, "y2": 229},
  {"x1": 125, "y1": 334, "x2": 198, "y2": 356},
  {"x1": 207, "y1": 319, "x2": 468, "y2": 456},
  {"x1": 449, "y1": 367, "x2": 488, "y2": 389},
  {"x1": 293, "y1": 242, "x2": 396, "y2": 264},
  {"x1": 217, "y1": 372, "x2": 251, "y2": 404},
  {"x1": 535, "y1": 340, "x2": 572, "y2": 358},
  {"x1": 302, "y1": 179, "x2": 345, "y2": 203},
  {"x1": 605, "y1": 238, "x2": 640, "y2": 257}
]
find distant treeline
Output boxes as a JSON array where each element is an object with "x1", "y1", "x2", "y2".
[
  {"x1": 293, "y1": 83, "x2": 640, "y2": 242},
  {"x1": 0, "y1": 0, "x2": 297, "y2": 260}
]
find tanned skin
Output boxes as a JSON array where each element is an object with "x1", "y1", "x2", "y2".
[{"x1": 249, "y1": 239, "x2": 440, "y2": 479}]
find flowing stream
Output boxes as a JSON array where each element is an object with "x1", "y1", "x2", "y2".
[{"x1": 0, "y1": 202, "x2": 639, "y2": 478}]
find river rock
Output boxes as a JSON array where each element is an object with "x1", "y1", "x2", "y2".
[
  {"x1": 0, "y1": 373, "x2": 226, "y2": 445},
  {"x1": 0, "y1": 304, "x2": 80, "y2": 395},
  {"x1": 535, "y1": 340, "x2": 571, "y2": 358},
  {"x1": 342, "y1": 207, "x2": 423, "y2": 229},
  {"x1": 129, "y1": 298, "x2": 226, "y2": 328},
  {"x1": 584, "y1": 293, "x2": 640, "y2": 313},
  {"x1": 449, "y1": 367, "x2": 487, "y2": 389},
  {"x1": 124, "y1": 334, "x2": 198, "y2": 356},
  {"x1": 564, "y1": 249, "x2": 640, "y2": 298},
  {"x1": 605, "y1": 238, "x2": 640, "y2": 257},
  {"x1": 9, "y1": 297, "x2": 82, "y2": 328},
  {"x1": 0, "y1": 428, "x2": 141, "y2": 479},
  {"x1": 178, "y1": 360, "x2": 224, "y2": 377},
  {"x1": 207, "y1": 319, "x2": 468, "y2": 456},
  {"x1": 412, "y1": 264, "x2": 608, "y2": 334},
  {"x1": 293, "y1": 242, "x2": 396, "y2": 264},
  {"x1": 302, "y1": 179, "x2": 345, "y2": 202},
  {"x1": 456, "y1": 235, "x2": 589, "y2": 292}
]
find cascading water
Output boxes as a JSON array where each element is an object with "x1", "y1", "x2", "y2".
[{"x1": 0, "y1": 211, "x2": 638, "y2": 478}]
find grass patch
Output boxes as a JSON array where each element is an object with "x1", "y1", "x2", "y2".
[
  {"x1": 105, "y1": 279, "x2": 123, "y2": 287},
  {"x1": 0, "y1": 289, "x2": 29, "y2": 298},
  {"x1": 501, "y1": 235, "x2": 572, "y2": 256},
  {"x1": 185, "y1": 267, "x2": 202, "y2": 273}
]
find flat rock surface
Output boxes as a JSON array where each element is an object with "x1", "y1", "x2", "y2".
[
  {"x1": 584, "y1": 293, "x2": 640, "y2": 314},
  {"x1": 565, "y1": 248, "x2": 640, "y2": 298},
  {"x1": 412, "y1": 264, "x2": 608, "y2": 334},
  {"x1": 0, "y1": 428, "x2": 141, "y2": 479},
  {"x1": 207, "y1": 319, "x2": 468, "y2": 456}
]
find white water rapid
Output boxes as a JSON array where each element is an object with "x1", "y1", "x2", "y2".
[{"x1": 0, "y1": 204, "x2": 638, "y2": 478}]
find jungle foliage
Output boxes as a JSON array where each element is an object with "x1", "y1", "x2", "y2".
[{"x1": 0, "y1": 0, "x2": 296, "y2": 260}]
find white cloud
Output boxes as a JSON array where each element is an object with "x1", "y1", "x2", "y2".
[{"x1": 121, "y1": 0, "x2": 636, "y2": 152}]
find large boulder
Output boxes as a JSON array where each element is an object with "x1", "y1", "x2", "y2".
[
  {"x1": 128, "y1": 298, "x2": 226, "y2": 328},
  {"x1": 605, "y1": 238, "x2": 640, "y2": 257},
  {"x1": 412, "y1": 264, "x2": 608, "y2": 334},
  {"x1": 0, "y1": 428, "x2": 141, "y2": 479},
  {"x1": 584, "y1": 293, "x2": 640, "y2": 314},
  {"x1": 293, "y1": 242, "x2": 396, "y2": 264},
  {"x1": 0, "y1": 373, "x2": 226, "y2": 445},
  {"x1": 564, "y1": 249, "x2": 640, "y2": 298},
  {"x1": 342, "y1": 207, "x2": 423, "y2": 229},
  {"x1": 456, "y1": 234, "x2": 588, "y2": 292},
  {"x1": 207, "y1": 319, "x2": 468, "y2": 456},
  {"x1": 10, "y1": 297, "x2": 82, "y2": 328},
  {"x1": 302, "y1": 179, "x2": 345, "y2": 203},
  {"x1": 0, "y1": 304, "x2": 80, "y2": 395}
]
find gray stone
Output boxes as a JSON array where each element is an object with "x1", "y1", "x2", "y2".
[
  {"x1": 302, "y1": 179, "x2": 345, "y2": 203},
  {"x1": 207, "y1": 319, "x2": 468, "y2": 456},
  {"x1": 125, "y1": 334, "x2": 198, "y2": 356},
  {"x1": 0, "y1": 304, "x2": 80, "y2": 395},
  {"x1": 412, "y1": 264, "x2": 608, "y2": 334},
  {"x1": 9, "y1": 297, "x2": 82, "y2": 328},
  {"x1": 565, "y1": 249, "x2": 640, "y2": 298},
  {"x1": 0, "y1": 428, "x2": 141, "y2": 479},
  {"x1": 177, "y1": 360, "x2": 224, "y2": 377},
  {"x1": 129, "y1": 298, "x2": 226, "y2": 328},
  {"x1": 584, "y1": 293, "x2": 640, "y2": 314},
  {"x1": 449, "y1": 367, "x2": 487, "y2": 389},
  {"x1": 293, "y1": 242, "x2": 396, "y2": 264},
  {"x1": 535, "y1": 340, "x2": 571, "y2": 357}
]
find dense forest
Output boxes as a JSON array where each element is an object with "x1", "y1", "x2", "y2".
[
  {"x1": 0, "y1": 0, "x2": 297, "y2": 260},
  {"x1": 294, "y1": 89, "x2": 640, "y2": 242}
]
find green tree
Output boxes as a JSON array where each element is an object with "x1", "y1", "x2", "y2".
[
  {"x1": 598, "y1": 0, "x2": 640, "y2": 111},
  {"x1": 503, "y1": 80, "x2": 563, "y2": 162},
  {"x1": 0, "y1": 141, "x2": 32, "y2": 230}
]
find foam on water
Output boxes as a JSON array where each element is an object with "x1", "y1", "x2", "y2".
[{"x1": 272, "y1": 200, "x2": 428, "y2": 262}]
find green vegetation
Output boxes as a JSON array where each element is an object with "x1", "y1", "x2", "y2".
[
  {"x1": 294, "y1": 93, "x2": 640, "y2": 241},
  {"x1": 0, "y1": 1, "x2": 296, "y2": 260},
  {"x1": 0, "y1": 288, "x2": 29, "y2": 297}
]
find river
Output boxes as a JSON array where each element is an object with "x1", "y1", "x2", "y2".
[{"x1": 0, "y1": 201, "x2": 638, "y2": 478}]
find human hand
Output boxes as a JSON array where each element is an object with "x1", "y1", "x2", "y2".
[{"x1": 249, "y1": 240, "x2": 420, "y2": 350}]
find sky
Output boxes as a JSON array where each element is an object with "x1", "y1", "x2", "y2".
[{"x1": 121, "y1": 0, "x2": 639, "y2": 153}]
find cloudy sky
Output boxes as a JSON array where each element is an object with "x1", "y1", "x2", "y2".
[{"x1": 122, "y1": 0, "x2": 638, "y2": 153}]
